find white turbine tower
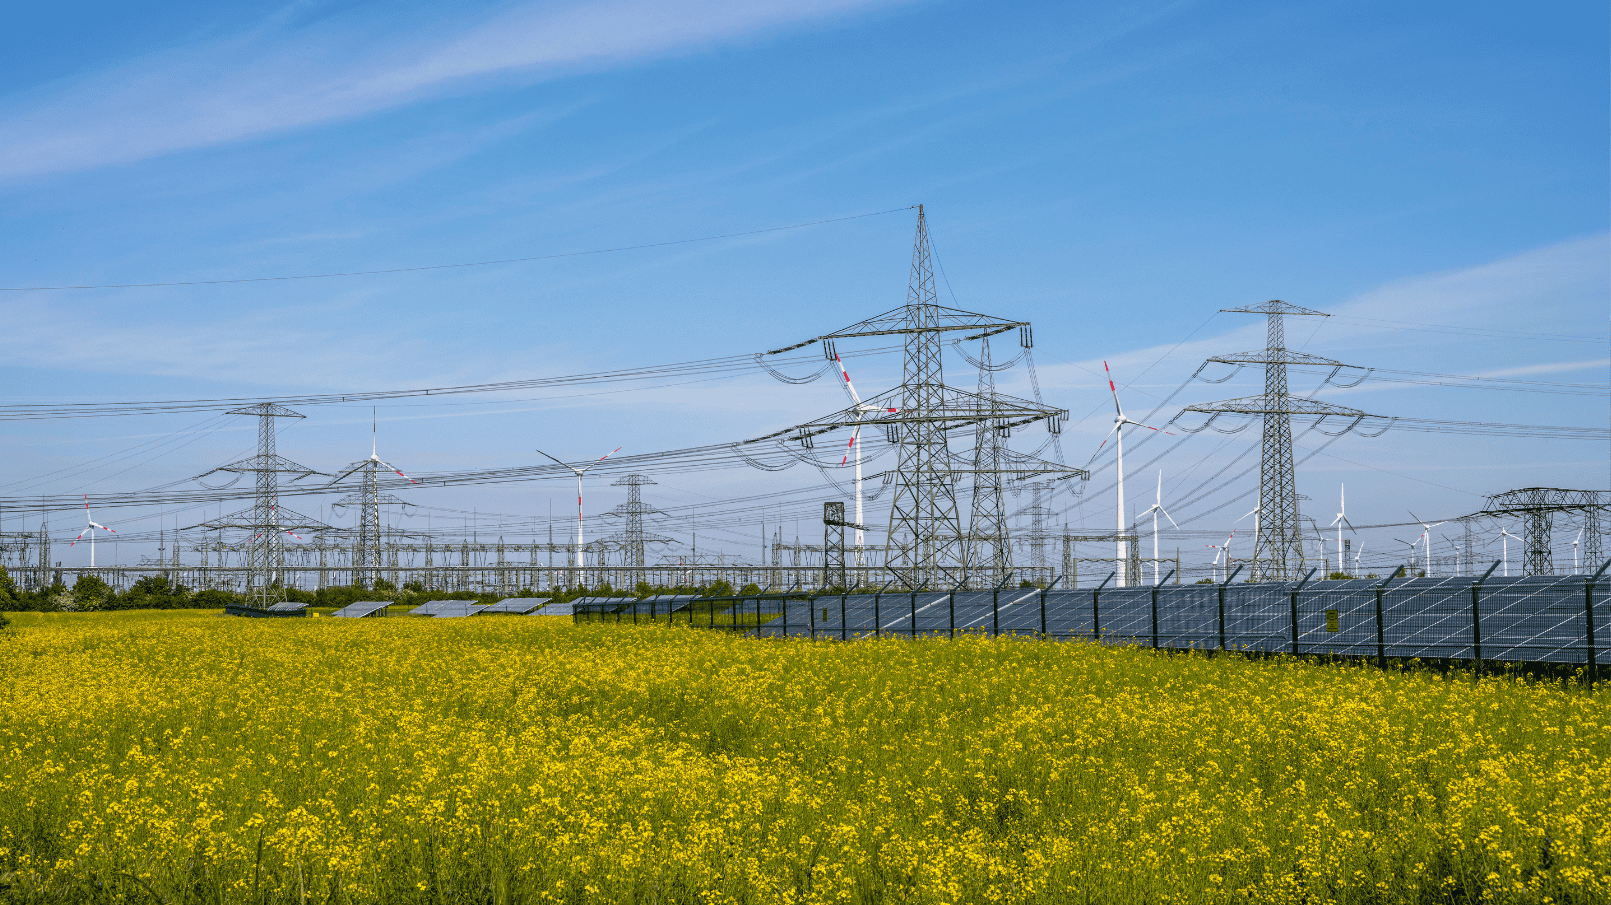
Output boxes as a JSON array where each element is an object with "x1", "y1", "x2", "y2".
[
  {"x1": 833, "y1": 352, "x2": 896, "y2": 565},
  {"x1": 537, "y1": 446, "x2": 621, "y2": 587},
  {"x1": 1408, "y1": 512, "x2": 1447, "y2": 577},
  {"x1": 1499, "y1": 527, "x2": 1517, "y2": 577},
  {"x1": 1328, "y1": 484, "x2": 1356, "y2": 577},
  {"x1": 1573, "y1": 527, "x2": 1584, "y2": 573},
  {"x1": 1139, "y1": 471, "x2": 1179, "y2": 584},
  {"x1": 69, "y1": 495, "x2": 116, "y2": 568},
  {"x1": 1094, "y1": 361, "x2": 1169, "y2": 587}
]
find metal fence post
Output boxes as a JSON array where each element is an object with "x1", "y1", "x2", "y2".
[
  {"x1": 1289, "y1": 569, "x2": 1316, "y2": 656},
  {"x1": 949, "y1": 588, "x2": 956, "y2": 640},
  {"x1": 809, "y1": 593, "x2": 816, "y2": 640},
  {"x1": 1218, "y1": 565, "x2": 1244, "y2": 652},
  {"x1": 910, "y1": 591, "x2": 918, "y2": 639},
  {"x1": 1091, "y1": 572, "x2": 1114, "y2": 644},
  {"x1": 840, "y1": 593, "x2": 848, "y2": 642},
  {"x1": 1472, "y1": 561, "x2": 1500, "y2": 670},
  {"x1": 1041, "y1": 574, "x2": 1060, "y2": 639},
  {"x1": 992, "y1": 585, "x2": 1000, "y2": 637},
  {"x1": 1586, "y1": 559, "x2": 1611, "y2": 684},
  {"x1": 1375, "y1": 566, "x2": 1406, "y2": 670},
  {"x1": 1153, "y1": 569, "x2": 1175, "y2": 650}
]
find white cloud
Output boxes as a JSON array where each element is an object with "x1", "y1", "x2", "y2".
[{"x1": 0, "y1": 0, "x2": 911, "y2": 181}]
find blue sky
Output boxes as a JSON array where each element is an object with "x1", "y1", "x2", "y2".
[{"x1": 1, "y1": 0, "x2": 1606, "y2": 579}]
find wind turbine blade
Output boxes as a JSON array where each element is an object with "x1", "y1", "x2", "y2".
[
  {"x1": 1088, "y1": 423, "x2": 1120, "y2": 460},
  {"x1": 1103, "y1": 361, "x2": 1124, "y2": 417},
  {"x1": 69, "y1": 527, "x2": 90, "y2": 545},
  {"x1": 1342, "y1": 516, "x2": 1357, "y2": 533},
  {"x1": 534, "y1": 448, "x2": 577, "y2": 473},
  {"x1": 376, "y1": 460, "x2": 419, "y2": 484},
  {"x1": 834, "y1": 353, "x2": 864, "y2": 406},
  {"x1": 1158, "y1": 507, "x2": 1180, "y2": 530},
  {"x1": 840, "y1": 424, "x2": 862, "y2": 467}
]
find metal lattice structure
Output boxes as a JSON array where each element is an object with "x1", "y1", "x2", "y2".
[
  {"x1": 968, "y1": 337, "x2": 1013, "y2": 586},
  {"x1": 755, "y1": 210, "x2": 1077, "y2": 589},
  {"x1": 1176, "y1": 301, "x2": 1380, "y2": 581},
  {"x1": 823, "y1": 501, "x2": 849, "y2": 590},
  {"x1": 206, "y1": 404, "x2": 325, "y2": 608},
  {"x1": 1475, "y1": 488, "x2": 1609, "y2": 576},
  {"x1": 607, "y1": 474, "x2": 672, "y2": 590}
]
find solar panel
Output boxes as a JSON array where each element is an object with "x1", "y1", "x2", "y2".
[
  {"x1": 532, "y1": 599, "x2": 575, "y2": 615},
  {"x1": 332, "y1": 600, "x2": 391, "y2": 618},
  {"x1": 481, "y1": 597, "x2": 547, "y2": 614},
  {"x1": 431, "y1": 601, "x2": 489, "y2": 618},
  {"x1": 409, "y1": 599, "x2": 465, "y2": 616},
  {"x1": 266, "y1": 601, "x2": 309, "y2": 614}
]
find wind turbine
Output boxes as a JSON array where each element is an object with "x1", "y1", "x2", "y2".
[
  {"x1": 536, "y1": 446, "x2": 621, "y2": 585},
  {"x1": 1094, "y1": 362, "x2": 1170, "y2": 587},
  {"x1": 69, "y1": 495, "x2": 116, "y2": 567},
  {"x1": 833, "y1": 352, "x2": 896, "y2": 565},
  {"x1": 1408, "y1": 512, "x2": 1447, "y2": 577},
  {"x1": 1328, "y1": 485, "x2": 1356, "y2": 577},
  {"x1": 1353, "y1": 543, "x2": 1366, "y2": 576},
  {"x1": 1499, "y1": 527, "x2": 1517, "y2": 577},
  {"x1": 1573, "y1": 527, "x2": 1584, "y2": 573},
  {"x1": 1206, "y1": 530, "x2": 1234, "y2": 583},
  {"x1": 1139, "y1": 471, "x2": 1179, "y2": 584}
]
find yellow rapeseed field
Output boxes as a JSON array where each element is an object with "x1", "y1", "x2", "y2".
[{"x1": 0, "y1": 611, "x2": 1605, "y2": 904}]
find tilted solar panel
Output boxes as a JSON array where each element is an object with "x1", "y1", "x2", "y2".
[
  {"x1": 482, "y1": 597, "x2": 547, "y2": 614},
  {"x1": 266, "y1": 601, "x2": 309, "y2": 614},
  {"x1": 432, "y1": 601, "x2": 488, "y2": 618},
  {"x1": 332, "y1": 600, "x2": 391, "y2": 618}
]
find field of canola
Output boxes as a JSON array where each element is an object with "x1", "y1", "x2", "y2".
[{"x1": 0, "y1": 611, "x2": 1606, "y2": 904}]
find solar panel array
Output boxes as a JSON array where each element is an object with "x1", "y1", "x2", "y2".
[
  {"x1": 641, "y1": 576, "x2": 1610, "y2": 667},
  {"x1": 266, "y1": 601, "x2": 309, "y2": 614},
  {"x1": 332, "y1": 600, "x2": 391, "y2": 618}
]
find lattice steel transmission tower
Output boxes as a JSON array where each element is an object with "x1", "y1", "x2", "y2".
[
  {"x1": 607, "y1": 474, "x2": 671, "y2": 590},
  {"x1": 329, "y1": 422, "x2": 416, "y2": 590},
  {"x1": 1176, "y1": 301, "x2": 1381, "y2": 581},
  {"x1": 201, "y1": 404, "x2": 326, "y2": 608},
  {"x1": 1475, "y1": 488, "x2": 1609, "y2": 576},
  {"x1": 755, "y1": 206, "x2": 1077, "y2": 590},
  {"x1": 967, "y1": 336, "x2": 1012, "y2": 585},
  {"x1": 822, "y1": 501, "x2": 865, "y2": 589}
]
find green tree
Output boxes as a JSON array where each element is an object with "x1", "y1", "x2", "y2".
[{"x1": 72, "y1": 574, "x2": 113, "y2": 611}]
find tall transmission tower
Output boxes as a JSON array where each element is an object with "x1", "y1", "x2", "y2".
[
  {"x1": 968, "y1": 336, "x2": 1012, "y2": 585},
  {"x1": 201, "y1": 404, "x2": 326, "y2": 608},
  {"x1": 1474, "y1": 488, "x2": 1609, "y2": 576},
  {"x1": 606, "y1": 474, "x2": 672, "y2": 589},
  {"x1": 329, "y1": 421, "x2": 416, "y2": 590},
  {"x1": 755, "y1": 206, "x2": 1076, "y2": 589},
  {"x1": 1175, "y1": 301, "x2": 1381, "y2": 581}
]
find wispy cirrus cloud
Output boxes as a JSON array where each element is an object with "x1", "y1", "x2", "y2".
[{"x1": 0, "y1": 0, "x2": 914, "y2": 182}]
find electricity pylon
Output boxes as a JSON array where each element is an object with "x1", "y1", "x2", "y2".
[
  {"x1": 1474, "y1": 488, "x2": 1609, "y2": 576},
  {"x1": 605, "y1": 474, "x2": 673, "y2": 589},
  {"x1": 1175, "y1": 301, "x2": 1381, "y2": 581},
  {"x1": 198, "y1": 403, "x2": 326, "y2": 608},
  {"x1": 329, "y1": 417, "x2": 417, "y2": 590},
  {"x1": 755, "y1": 206, "x2": 1074, "y2": 589}
]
